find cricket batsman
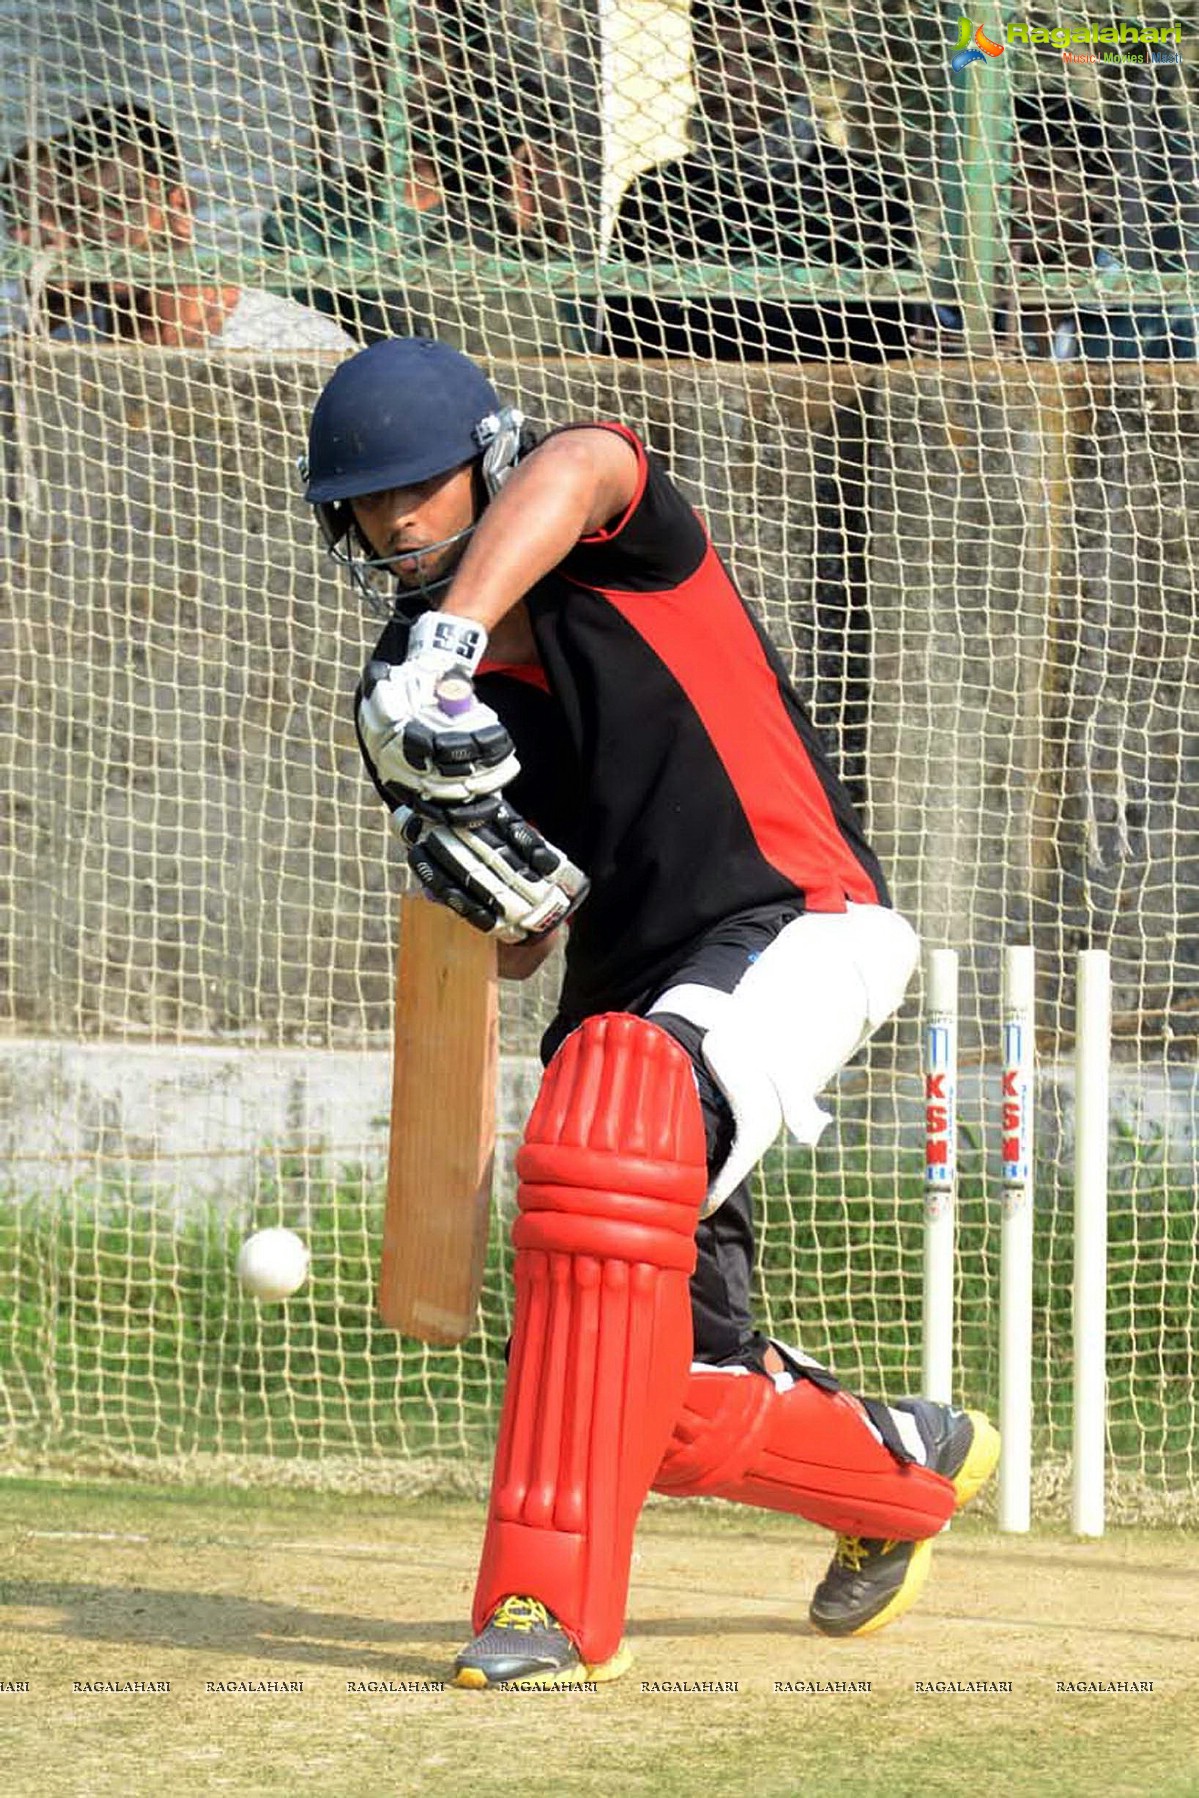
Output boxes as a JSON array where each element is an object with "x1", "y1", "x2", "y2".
[{"x1": 301, "y1": 337, "x2": 1000, "y2": 1688}]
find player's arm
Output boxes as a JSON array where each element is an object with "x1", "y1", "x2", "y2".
[
  {"x1": 497, "y1": 928, "x2": 560, "y2": 982},
  {"x1": 357, "y1": 429, "x2": 632, "y2": 940},
  {"x1": 357, "y1": 428, "x2": 638, "y2": 811},
  {"x1": 436, "y1": 425, "x2": 641, "y2": 636}
]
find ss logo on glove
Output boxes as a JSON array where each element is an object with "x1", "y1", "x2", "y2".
[{"x1": 358, "y1": 659, "x2": 520, "y2": 807}]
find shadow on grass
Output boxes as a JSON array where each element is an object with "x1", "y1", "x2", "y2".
[
  {"x1": 5, "y1": 1574, "x2": 1192, "y2": 1683},
  {"x1": 0, "y1": 1579, "x2": 464, "y2": 1676}
]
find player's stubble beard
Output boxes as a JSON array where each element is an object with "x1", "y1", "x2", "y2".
[{"x1": 390, "y1": 538, "x2": 462, "y2": 592}]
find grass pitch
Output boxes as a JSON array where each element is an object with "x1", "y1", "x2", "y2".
[{"x1": 1, "y1": 1480, "x2": 1196, "y2": 1798}]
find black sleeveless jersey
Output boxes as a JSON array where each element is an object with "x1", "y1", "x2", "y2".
[{"x1": 359, "y1": 423, "x2": 888, "y2": 1027}]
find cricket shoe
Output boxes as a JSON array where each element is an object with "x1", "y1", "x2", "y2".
[
  {"x1": 808, "y1": 1404, "x2": 1000, "y2": 1640},
  {"x1": 452, "y1": 1595, "x2": 632, "y2": 1690}
]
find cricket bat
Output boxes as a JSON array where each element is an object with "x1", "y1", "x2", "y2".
[{"x1": 378, "y1": 894, "x2": 499, "y2": 1342}]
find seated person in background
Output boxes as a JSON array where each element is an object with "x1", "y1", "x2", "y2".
[
  {"x1": 261, "y1": 124, "x2": 452, "y2": 344},
  {"x1": 432, "y1": 85, "x2": 580, "y2": 263},
  {"x1": 0, "y1": 129, "x2": 111, "y2": 339},
  {"x1": 602, "y1": 0, "x2": 919, "y2": 363},
  {"x1": 262, "y1": 88, "x2": 583, "y2": 348},
  {"x1": 263, "y1": 0, "x2": 466, "y2": 339},
  {"x1": 46, "y1": 101, "x2": 357, "y2": 350},
  {"x1": 933, "y1": 89, "x2": 1196, "y2": 360}
]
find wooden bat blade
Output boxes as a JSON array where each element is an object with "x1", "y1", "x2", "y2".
[{"x1": 378, "y1": 896, "x2": 498, "y2": 1342}]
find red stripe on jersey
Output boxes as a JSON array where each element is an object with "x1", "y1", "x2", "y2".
[{"x1": 597, "y1": 546, "x2": 881, "y2": 910}]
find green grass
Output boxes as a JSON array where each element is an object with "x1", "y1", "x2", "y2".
[
  {"x1": 754, "y1": 1131, "x2": 1199, "y2": 1501},
  {"x1": 1, "y1": 1133, "x2": 1196, "y2": 1517},
  {"x1": 0, "y1": 1168, "x2": 509, "y2": 1468},
  {"x1": 2, "y1": 1478, "x2": 1197, "y2": 1798}
]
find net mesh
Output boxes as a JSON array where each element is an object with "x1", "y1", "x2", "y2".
[{"x1": 1, "y1": 1, "x2": 1197, "y2": 1520}]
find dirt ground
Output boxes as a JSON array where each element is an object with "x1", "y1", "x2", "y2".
[{"x1": 1, "y1": 1478, "x2": 1196, "y2": 1797}]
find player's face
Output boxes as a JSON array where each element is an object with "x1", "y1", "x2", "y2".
[{"x1": 350, "y1": 462, "x2": 478, "y2": 592}]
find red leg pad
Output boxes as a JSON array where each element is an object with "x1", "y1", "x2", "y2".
[
  {"x1": 472, "y1": 1014, "x2": 708, "y2": 1665},
  {"x1": 653, "y1": 1368, "x2": 956, "y2": 1539}
]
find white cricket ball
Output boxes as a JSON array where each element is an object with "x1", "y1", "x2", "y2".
[{"x1": 236, "y1": 1227, "x2": 310, "y2": 1301}]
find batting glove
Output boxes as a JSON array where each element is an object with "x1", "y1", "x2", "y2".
[
  {"x1": 394, "y1": 799, "x2": 589, "y2": 943},
  {"x1": 357, "y1": 612, "x2": 519, "y2": 808}
]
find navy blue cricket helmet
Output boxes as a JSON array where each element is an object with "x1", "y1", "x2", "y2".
[{"x1": 300, "y1": 336, "x2": 527, "y2": 616}]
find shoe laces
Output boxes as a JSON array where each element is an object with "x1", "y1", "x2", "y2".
[
  {"x1": 491, "y1": 1595, "x2": 554, "y2": 1634},
  {"x1": 833, "y1": 1535, "x2": 895, "y2": 1571}
]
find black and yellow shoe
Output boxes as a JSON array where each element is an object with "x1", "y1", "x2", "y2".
[
  {"x1": 808, "y1": 1404, "x2": 1000, "y2": 1640},
  {"x1": 932, "y1": 1404, "x2": 1003, "y2": 1510},
  {"x1": 808, "y1": 1533, "x2": 935, "y2": 1640},
  {"x1": 452, "y1": 1596, "x2": 632, "y2": 1690}
]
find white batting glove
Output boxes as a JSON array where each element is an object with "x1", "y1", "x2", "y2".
[
  {"x1": 394, "y1": 799, "x2": 590, "y2": 942},
  {"x1": 357, "y1": 613, "x2": 520, "y2": 807}
]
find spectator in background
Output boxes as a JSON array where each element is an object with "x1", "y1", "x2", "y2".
[
  {"x1": 0, "y1": 129, "x2": 111, "y2": 339},
  {"x1": 263, "y1": 99, "x2": 583, "y2": 348},
  {"x1": 0, "y1": 133, "x2": 68, "y2": 253},
  {"x1": 8, "y1": 102, "x2": 356, "y2": 351},
  {"x1": 1014, "y1": 88, "x2": 1196, "y2": 360},
  {"x1": 602, "y1": 0, "x2": 920, "y2": 363},
  {"x1": 263, "y1": 0, "x2": 584, "y2": 349},
  {"x1": 261, "y1": 0, "x2": 461, "y2": 346},
  {"x1": 261, "y1": 116, "x2": 452, "y2": 344},
  {"x1": 934, "y1": 89, "x2": 1196, "y2": 360}
]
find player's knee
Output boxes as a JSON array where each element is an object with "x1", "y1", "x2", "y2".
[
  {"x1": 644, "y1": 1009, "x2": 734, "y2": 1175},
  {"x1": 654, "y1": 1364, "x2": 772, "y2": 1496},
  {"x1": 515, "y1": 1012, "x2": 708, "y2": 1268}
]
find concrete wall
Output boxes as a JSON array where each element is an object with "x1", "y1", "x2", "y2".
[{"x1": 0, "y1": 1038, "x2": 545, "y2": 1208}]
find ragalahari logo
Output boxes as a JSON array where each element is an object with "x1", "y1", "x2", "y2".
[
  {"x1": 952, "y1": 16, "x2": 1006, "y2": 70},
  {"x1": 953, "y1": 17, "x2": 1183, "y2": 66}
]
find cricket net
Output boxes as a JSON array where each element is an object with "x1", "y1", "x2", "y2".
[{"x1": 1, "y1": 2, "x2": 1197, "y2": 1522}]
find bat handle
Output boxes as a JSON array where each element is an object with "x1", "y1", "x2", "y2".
[{"x1": 434, "y1": 670, "x2": 475, "y2": 717}]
